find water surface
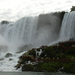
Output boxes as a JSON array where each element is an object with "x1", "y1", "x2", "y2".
[{"x1": 0, "y1": 72, "x2": 74, "y2": 75}]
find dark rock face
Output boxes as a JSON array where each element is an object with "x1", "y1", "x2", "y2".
[
  {"x1": 37, "y1": 11, "x2": 65, "y2": 29},
  {"x1": 5, "y1": 53, "x2": 12, "y2": 58},
  {"x1": 35, "y1": 11, "x2": 65, "y2": 46},
  {"x1": 1, "y1": 21, "x2": 9, "y2": 24}
]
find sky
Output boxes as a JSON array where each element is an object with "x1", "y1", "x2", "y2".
[{"x1": 0, "y1": 0, "x2": 75, "y2": 22}]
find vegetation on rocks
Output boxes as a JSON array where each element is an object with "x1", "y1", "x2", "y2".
[
  {"x1": 71, "y1": 6, "x2": 75, "y2": 11},
  {"x1": 15, "y1": 39, "x2": 75, "y2": 73},
  {"x1": 1, "y1": 20, "x2": 9, "y2": 24}
]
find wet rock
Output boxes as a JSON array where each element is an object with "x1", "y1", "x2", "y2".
[
  {"x1": 16, "y1": 50, "x2": 24, "y2": 54},
  {"x1": 9, "y1": 58, "x2": 13, "y2": 61},
  {"x1": 18, "y1": 59, "x2": 25, "y2": 64},
  {"x1": 5, "y1": 53, "x2": 12, "y2": 58},
  {"x1": 15, "y1": 64, "x2": 21, "y2": 70},
  {"x1": 0, "y1": 58, "x2": 4, "y2": 61}
]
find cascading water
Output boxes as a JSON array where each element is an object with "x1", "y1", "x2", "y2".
[
  {"x1": 3, "y1": 17, "x2": 38, "y2": 44},
  {"x1": 0, "y1": 11, "x2": 75, "y2": 71},
  {"x1": 0, "y1": 14, "x2": 61, "y2": 50},
  {"x1": 0, "y1": 17, "x2": 38, "y2": 71},
  {"x1": 0, "y1": 14, "x2": 62, "y2": 71},
  {"x1": 59, "y1": 11, "x2": 75, "y2": 41},
  {"x1": 49, "y1": 11, "x2": 75, "y2": 46}
]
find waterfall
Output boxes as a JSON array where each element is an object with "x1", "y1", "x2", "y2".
[
  {"x1": 59, "y1": 11, "x2": 75, "y2": 41},
  {"x1": 3, "y1": 17, "x2": 38, "y2": 44},
  {"x1": 0, "y1": 11, "x2": 75, "y2": 71},
  {"x1": 1, "y1": 12, "x2": 75, "y2": 50},
  {"x1": 0, "y1": 13, "x2": 62, "y2": 50}
]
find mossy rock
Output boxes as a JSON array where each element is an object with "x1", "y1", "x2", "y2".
[{"x1": 18, "y1": 59, "x2": 26, "y2": 64}]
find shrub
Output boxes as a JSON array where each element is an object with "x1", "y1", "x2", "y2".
[
  {"x1": 40, "y1": 46, "x2": 56, "y2": 58},
  {"x1": 28, "y1": 50, "x2": 36, "y2": 56},
  {"x1": 22, "y1": 64, "x2": 34, "y2": 71}
]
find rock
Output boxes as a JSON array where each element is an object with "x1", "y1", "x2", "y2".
[
  {"x1": 15, "y1": 64, "x2": 21, "y2": 70},
  {"x1": 18, "y1": 59, "x2": 24, "y2": 64},
  {"x1": 9, "y1": 58, "x2": 13, "y2": 61},
  {"x1": 0, "y1": 58, "x2": 4, "y2": 61},
  {"x1": 16, "y1": 50, "x2": 24, "y2": 54},
  {"x1": 5, "y1": 53, "x2": 12, "y2": 58}
]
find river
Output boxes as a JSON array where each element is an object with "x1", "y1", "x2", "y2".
[{"x1": 0, "y1": 72, "x2": 74, "y2": 75}]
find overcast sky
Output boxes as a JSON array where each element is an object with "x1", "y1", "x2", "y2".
[{"x1": 0, "y1": 0, "x2": 75, "y2": 22}]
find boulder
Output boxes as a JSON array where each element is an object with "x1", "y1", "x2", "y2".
[
  {"x1": 0, "y1": 58, "x2": 4, "y2": 61},
  {"x1": 9, "y1": 58, "x2": 13, "y2": 61},
  {"x1": 5, "y1": 53, "x2": 12, "y2": 58}
]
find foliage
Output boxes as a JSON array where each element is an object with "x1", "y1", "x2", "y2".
[
  {"x1": 71, "y1": 6, "x2": 75, "y2": 11},
  {"x1": 28, "y1": 50, "x2": 36, "y2": 56},
  {"x1": 40, "y1": 46, "x2": 56, "y2": 58},
  {"x1": 35, "y1": 61, "x2": 61, "y2": 72},
  {"x1": 63, "y1": 61, "x2": 75, "y2": 73},
  {"x1": 15, "y1": 40, "x2": 75, "y2": 73},
  {"x1": 22, "y1": 64, "x2": 34, "y2": 71}
]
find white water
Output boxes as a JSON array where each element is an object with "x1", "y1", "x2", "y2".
[
  {"x1": 0, "y1": 11, "x2": 75, "y2": 71},
  {"x1": 49, "y1": 11, "x2": 75, "y2": 46},
  {"x1": 0, "y1": 51, "x2": 26, "y2": 72},
  {"x1": 59, "y1": 11, "x2": 75, "y2": 40},
  {"x1": 3, "y1": 17, "x2": 38, "y2": 44}
]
